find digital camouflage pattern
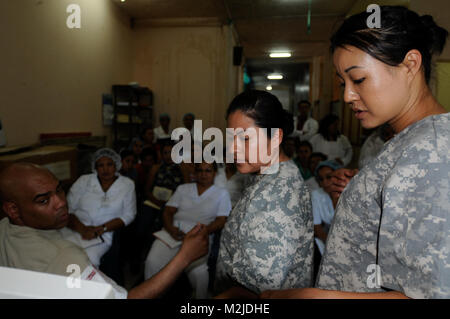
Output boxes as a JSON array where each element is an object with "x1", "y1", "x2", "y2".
[
  {"x1": 317, "y1": 113, "x2": 450, "y2": 298},
  {"x1": 215, "y1": 160, "x2": 314, "y2": 294}
]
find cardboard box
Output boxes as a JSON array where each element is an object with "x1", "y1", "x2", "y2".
[{"x1": 0, "y1": 145, "x2": 78, "y2": 187}]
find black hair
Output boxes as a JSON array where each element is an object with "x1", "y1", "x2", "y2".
[
  {"x1": 298, "y1": 100, "x2": 311, "y2": 107},
  {"x1": 309, "y1": 152, "x2": 328, "y2": 162},
  {"x1": 298, "y1": 140, "x2": 313, "y2": 152},
  {"x1": 140, "y1": 146, "x2": 157, "y2": 162},
  {"x1": 120, "y1": 149, "x2": 134, "y2": 160},
  {"x1": 160, "y1": 139, "x2": 175, "y2": 149},
  {"x1": 194, "y1": 161, "x2": 218, "y2": 172},
  {"x1": 140, "y1": 124, "x2": 153, "y2": 137},
  {"x1": 330, "y1": 5, "x2": 448, "y2": 84},
  {"x1": 318, "y1": 114, "x2": 341, "y2": 140},
  {"x1": 226, "y1": 90, "x2": 294, "y2": 139}
]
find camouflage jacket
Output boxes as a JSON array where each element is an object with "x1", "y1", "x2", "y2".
[
  {"x1": 215, "y1": 160, "x2": 314, "y2": 294},
  {"x1": 317, "y1": 113, "x2": 450, "y2": 298}
]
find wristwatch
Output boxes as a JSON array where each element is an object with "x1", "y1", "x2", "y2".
[{"x1": 102, "y1": 224, "x2": 108, "y2": 233}]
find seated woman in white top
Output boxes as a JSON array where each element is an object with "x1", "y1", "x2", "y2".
[
  {"x1": 304, "y1": 152, "x2": 327, "y2": 191},
  {"x1": 61, "y1": 148, "x2": 136, "y2": 267},
  {"x1": 309, "y1": 114, "x2": 353, "y2": 167},
  {"x1": 144, "y1": 161, "x2": 232, "y2": 299},
  {"x1": 311, "y1": 160, "x2": 342, "y2": 255}
]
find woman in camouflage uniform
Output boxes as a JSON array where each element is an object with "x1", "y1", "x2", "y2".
[
  {"x1": 214, "y1": 90, "x2": 314, "y2": 298},
  {"x1": 261, "y1": 6, "x2": 450, "y2": 299}
]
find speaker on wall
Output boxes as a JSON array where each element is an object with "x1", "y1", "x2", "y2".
[{"x1": 233, "y1": 46, "x2": 243, "y2": 66}]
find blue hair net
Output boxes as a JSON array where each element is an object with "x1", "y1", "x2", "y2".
[{"x1": 92, "y1": 148, "x2": 122, "y2": 174}]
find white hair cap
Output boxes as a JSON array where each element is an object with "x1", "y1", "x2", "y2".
[{"x1": 91, "y1": 148, "x2": 122, "y2": 174}]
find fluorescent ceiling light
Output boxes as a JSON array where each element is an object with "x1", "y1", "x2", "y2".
[
  {"x1": 267, "y1": 74, "x2": 283, "y2": 80},
  {"x1": 266, "y1": 85, "x2": 273, "y2": 91},
  {"x1": 269, "y1": 52, "x2": 292, "y2": 58}
]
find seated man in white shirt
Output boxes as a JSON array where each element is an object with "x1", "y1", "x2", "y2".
[
  {"x1": 154, "y1": 113, "x2": 173, "y2": 143},
  {"x1": 290, "y1": 100, "x2": 319, "y2": 141},
  {"x1": 0, "y1": 162, "x2": 209, "y2": 299}
]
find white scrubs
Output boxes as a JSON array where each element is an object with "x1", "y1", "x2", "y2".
[
  {"x1": 290, "y1": 117, "x2": 319, "y2": 141},
  {"x1": 144, "y1": 183, "x2": 231, "y2": 298},
  {"x1": 154, "y1": 126, "x2": 172, "y2": 142},
  {"x1": 63, "y1": 174, "x2": 136, "y2": 267},
  {"x1": 309, "y1": 133, "x2": 353, "y2": 167}
]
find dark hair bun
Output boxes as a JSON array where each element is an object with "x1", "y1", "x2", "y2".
[
  {"x1": 281, "y1": 109, "x2": 294, "y2": 136},
  {"x1": 226, "y1": 90, "x2": 294, "y2": 139},
  {"x1": 420, "y1": 15, "x2": 448, "y2": 56}
]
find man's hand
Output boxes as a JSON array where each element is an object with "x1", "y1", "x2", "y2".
[
  {"x1": 329, "y1": 168, "x2": 358, "y2": 197},
  {"x1": 178, "y1": 224, "x2": 209, "y2": 264}
]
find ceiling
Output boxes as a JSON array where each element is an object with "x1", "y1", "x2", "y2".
[{"x1": 113, "y1": 0, "x2": 359, "y2": 59}]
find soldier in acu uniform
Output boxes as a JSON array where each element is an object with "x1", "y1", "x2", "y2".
[
  {"x1": 214, "y1": 90, "x2": 314, "y2": 298},
  {"x1": 260, "y1": 6, "x2": 450, "y2": 299}
]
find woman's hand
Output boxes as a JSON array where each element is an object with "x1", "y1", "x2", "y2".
[
  {"x1": 80, "y1": 226, "x2": 99, "y2": 240},
  {"x1": 167, "y1": 226, "x2": 185, "y2": 241},
  {"x1": 150, "y1": 196, "x2": 166, "y2": 208}
]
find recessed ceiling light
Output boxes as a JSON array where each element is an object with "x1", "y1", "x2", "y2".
[
  {"x1": 269, "y1": 52, "x2": 292, "y2": 58},
  {"x1": 267, "y1": 74, "x2": 283, "y2": 80}
]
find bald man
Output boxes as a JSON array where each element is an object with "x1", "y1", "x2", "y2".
[{"x1": 0, "y1": 162, "x2": 209, "y2": 299}]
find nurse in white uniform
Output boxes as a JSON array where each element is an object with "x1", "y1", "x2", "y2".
[
  {"x1": 309, "y1": 114, "x2": 353, "y2": 167},
  {"x1": 62, "y1": 148, "x2": 136, "y2": 267},
  {"x1": 144, "y1": 161, "x2": 232, "y2": 299}
]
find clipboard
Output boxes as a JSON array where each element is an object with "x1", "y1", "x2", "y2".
[{"x1": 153, "y1": 228, "x2": 182, "y2": 249}]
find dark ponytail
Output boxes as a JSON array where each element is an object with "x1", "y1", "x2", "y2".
[
  {"x1": 281, "y1": 108, "x2": 294, "y2": 137},
  {"x1": 226, "y1": 90, "x2": 294, "y2": 139},
  {"x1": 330, "y1": 6, "x2": 448, "y2": 84},
  {"x1": 420, "y1": 15, "x2": 448, "y2": 57}
]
